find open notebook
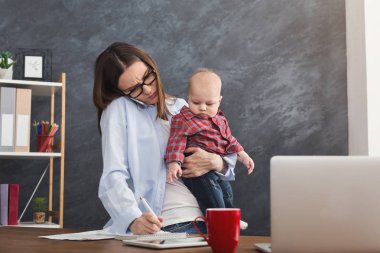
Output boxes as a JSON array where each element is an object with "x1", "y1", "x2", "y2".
[
  {"x1": 115, "y1": 231, "x2": 187, "y2": 241},
  {"x1": 123, "y1": 237, "x2": 208, "y2": 249}
]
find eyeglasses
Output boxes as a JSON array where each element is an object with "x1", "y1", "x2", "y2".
[{"x1": 122, "y1": 67, "x2": 157, "y2": 98}]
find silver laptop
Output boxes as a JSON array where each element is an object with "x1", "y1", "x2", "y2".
[{"x1": 256, "y1": 156, "x2": 380, "y2": 253}]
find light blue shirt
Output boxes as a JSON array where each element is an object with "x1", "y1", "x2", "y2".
[{"x1": 99, "y1": 96, "x2": 236, "y2": 234}]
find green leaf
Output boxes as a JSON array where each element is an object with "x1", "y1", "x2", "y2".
[{"x1": 0, "y1": 51, "x2": 15, "y2": 69}]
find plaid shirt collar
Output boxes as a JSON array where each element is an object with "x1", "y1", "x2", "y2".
[{"x1": 180, "y1": 106, "x2": 225, "y2": 120}]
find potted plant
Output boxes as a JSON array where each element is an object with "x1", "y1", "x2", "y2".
[
  {"x1": 0, "y1": 51, "x2": 16, "y2": 79},
  {"x1": 32, "y1": 197, "x2": 47, "y2": 224}
]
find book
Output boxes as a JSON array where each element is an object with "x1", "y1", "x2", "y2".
[
  {"x1": 115, "y1": 231, "x2": 187, "y2": 241},
  {"x1": 0, "y1": 184, "x2": 9, "y2": 225},
  {"x1": 15, "y1": 88, "x2": 32, "y2": 152},
  {"x1": 8, "y1": 184, "x2": 19, "y2": 225},
  {"x1": 0, "y1": 87, "x2": 16, "y2": 152}
]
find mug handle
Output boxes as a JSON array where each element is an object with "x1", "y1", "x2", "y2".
[{"x1": 193, "y1": 216, "x2": 208, "y2": 242}]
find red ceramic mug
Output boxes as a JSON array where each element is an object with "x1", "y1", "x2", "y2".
[{"x1": 193, "y1": 208, "x2": 241, "y2": 253}]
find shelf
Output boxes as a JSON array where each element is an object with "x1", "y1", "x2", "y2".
[
  {"x1": 2, "y1": 221, "x2": 60, "y2": 228},
  {"x1": 0, "y1": 78, "x2": 62, "y2": 96},
  {"x1": 0, "y1": 152, "x2": 61, "y2": 159},
  {"x1": 0, "y1": 73, "x2": 66, "y2": 228}
]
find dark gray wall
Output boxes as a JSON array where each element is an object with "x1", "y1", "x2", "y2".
[{"x1": 0, "y1": 0, "x2": 347, "y2": 235}]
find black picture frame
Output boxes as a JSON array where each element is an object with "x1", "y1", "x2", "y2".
[{"x1": 14, "y1": 48, "x2": 52, "y2": 81}]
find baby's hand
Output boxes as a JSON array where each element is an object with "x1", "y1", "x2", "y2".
[
  {"x1": 166, "y1": 162, "x2": 182, "y2": 183},
  {"x1": 237, "y1": 151, "x2": 254, "y2": 175}
]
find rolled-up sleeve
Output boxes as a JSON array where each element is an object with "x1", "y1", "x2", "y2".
[{"x1": 215, "y1": 153, "x2": 237, "y2": 181}]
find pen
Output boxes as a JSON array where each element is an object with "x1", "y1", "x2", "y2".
[{"x1": 140, "y1": 196, "x2": 157, "y2": 217}]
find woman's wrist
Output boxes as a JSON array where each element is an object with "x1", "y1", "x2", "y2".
[
  {"x1": 129, "y1": 218, "x2": 138, "y2": 233},
  {"x1": 212, "y1": 154, "x2": 228, "y2": 174}
]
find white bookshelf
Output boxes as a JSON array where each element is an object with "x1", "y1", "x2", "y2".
[
  {"x1": 0, "y1": 152, "x2": 61, "y2": 159},
  {"x1": 0, "y1": 74, "x2": 66, "y2": 228},
  {"x1": 2, "y1": 221, "x2": 60, "y2": 229},
  {"x1": 0, "y1": 78, "x2": 61, "y2": 96}
]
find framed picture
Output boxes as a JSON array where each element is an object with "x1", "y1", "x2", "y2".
[{"x1": 14, "y1": 48, "x2": 52, "y2": 81}]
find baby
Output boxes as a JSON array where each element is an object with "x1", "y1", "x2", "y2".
[{"x1": 164, "y1": 68, "x2": 254, "y2": 215}]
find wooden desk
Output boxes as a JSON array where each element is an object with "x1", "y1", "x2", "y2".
[{"x1": 0, "y1": 227, "x2": 270, "y2": 253}]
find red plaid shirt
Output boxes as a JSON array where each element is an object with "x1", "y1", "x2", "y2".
[{"x1": 165, "y1": 106, "x2": 244, "y2": 164}]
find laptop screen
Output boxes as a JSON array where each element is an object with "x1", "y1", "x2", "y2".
[{"x1": 270, "y1": 156, "x2": 380, "y2": 253}]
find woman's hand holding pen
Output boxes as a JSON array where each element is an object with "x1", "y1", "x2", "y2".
[{"x1": 129, "y1": 213, "x2": 163, "y2": 235}]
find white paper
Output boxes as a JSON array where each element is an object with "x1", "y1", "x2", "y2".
[
  {"x1": 38, "y1": 229, "x2": 186, "y2": 241},
  {"x1": 1, "y1": 114, "x2": 14, "y2": 146},
  {"x1": 24, "y1": 56, "x2": 43, "y2": 78},
  {"x1": 16, "y1": 115, "x2": 29, "y2": 146},
  {"x1": 38, "y1": 230, "x2": 115, "y2": 241}
]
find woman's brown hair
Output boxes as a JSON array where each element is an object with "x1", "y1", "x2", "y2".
[{"x1": 93, "y1": 42, "x2": 168, "y2": 133}]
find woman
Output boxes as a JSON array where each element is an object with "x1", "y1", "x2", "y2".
[{"x1": 93, "y1": 42, "x2": 237, "y2": 234}]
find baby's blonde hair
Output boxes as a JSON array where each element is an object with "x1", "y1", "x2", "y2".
[
  {"x1": 192, "y1": 67, "x2": 217, "y2": 75},
  {"x1": 188, "y1": 68, "x2": 222, "y2": 92}
]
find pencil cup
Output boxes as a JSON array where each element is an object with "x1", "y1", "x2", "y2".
[{"x1": 36, "y1": 135, "x2": 54, "y2": 152}]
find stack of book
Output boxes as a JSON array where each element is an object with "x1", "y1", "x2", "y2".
[
  {"x1": 0, "y1": 87, "x2": 32, "y2": 152},
  {"x1": 0, "y1": 184, "x2": 19, "y2": 225}
]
